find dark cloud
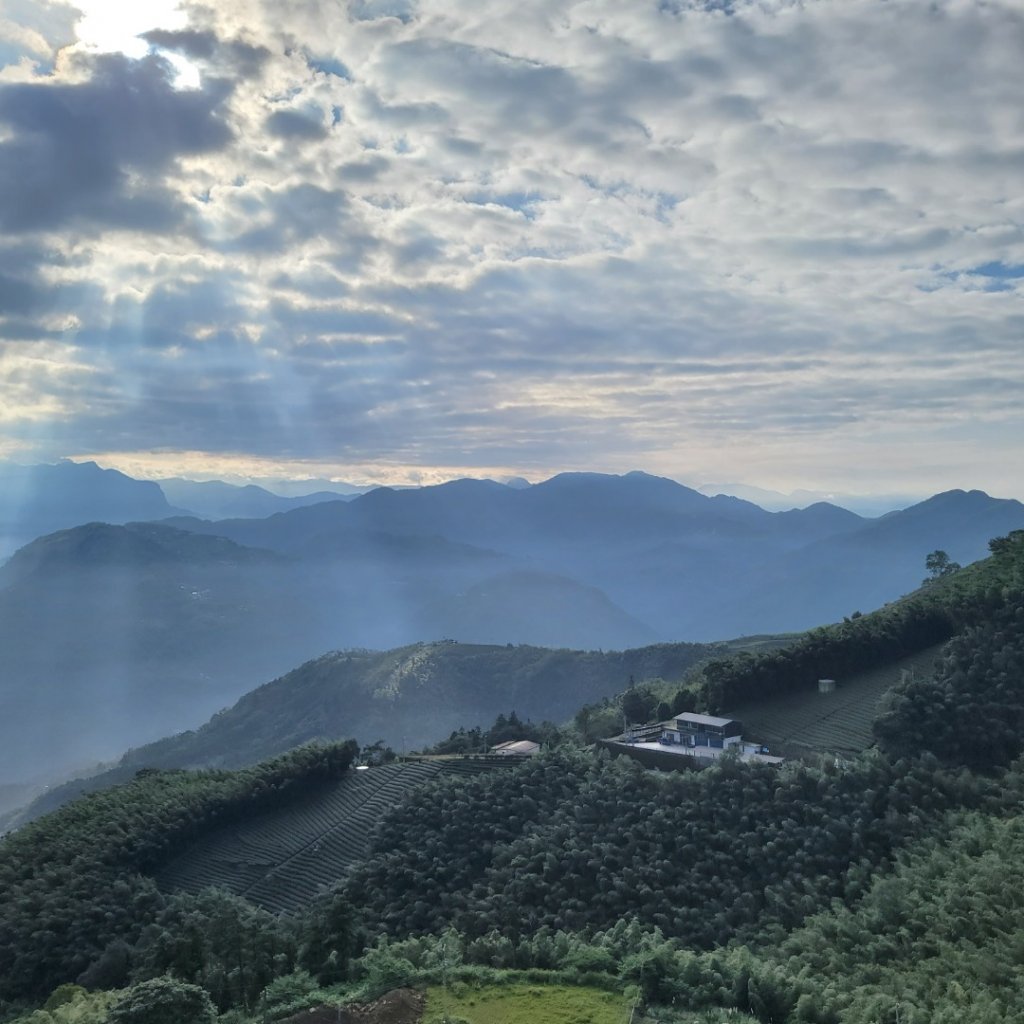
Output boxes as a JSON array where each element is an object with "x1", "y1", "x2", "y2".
[
  {"x1": 0, "y1": 319, "x2": 64, "y2": 341},
  {"x1": 0, "y1": 52, "x2": 232, "y2": 234},
  {"x1": 337, "y1": 154, "x2": 391, "y2": 183},
  {"x1": 0, "y1": 241, "x2": 97, "y2": 338},
  {"x1": 144, "y1": 28, "x2": 218, "y2": 60},
  {"x1": 226, "y1": 183, "x2": 353, "y2": 254},
  {"x1": 265, "y1": 108, "x2": 328, "y2": 140},
  {"x1": 378, "y1": 38, "x2": 642, "y2": 147},
  {"x1": 0, "y1": 269, "x2": 48, "y2": 317},
  {"x1": 143, "y1": 28, "x2": 272, "y2": 77}
]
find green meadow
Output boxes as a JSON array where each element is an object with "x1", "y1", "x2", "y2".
[{"x1": 423, "y1": 983, "x2": 630, "y2": 1024}]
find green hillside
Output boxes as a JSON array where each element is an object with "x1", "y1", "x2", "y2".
[
  {"x1": 694, "y1": 530, "x2": 1024, "y2": 712},
  {"x1": 11, "y1": 530, "x2": 1024, "y2": 833},
  {"x1": 127, "y1": 641, "x2": 718, "y2": 769},
  {"x1": 0, "y1": 639, "x2": 718, "y2": 830}
]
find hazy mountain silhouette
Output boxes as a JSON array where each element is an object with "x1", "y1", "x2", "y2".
[
  {"x1": 0, "y1": 518, "x2": 652, "y2": 783},
  {"x1": 157, "y1": 478, "x2": 357, "y2": 520},
  {"x1": 0, "y1": 460, "x2": 184, "y2": 558},
  {"x1": 697, "y1": 481, "x2": 923, "y2": 517},
  {"x1": 0, "y1": 523, "x2": 338, "y2": 783}
]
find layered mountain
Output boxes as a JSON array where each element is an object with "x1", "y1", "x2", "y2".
[
  {"x1": 0, "y1": 460, "x2": 368, "y2": 558},
  {"x1": 165, "y1": 472, "x2": 1024, "y2": 639},
  {"x1": 2, "y1": 469, "x2": 1023, "y2": 788},
  {"x1": 2, "y1": 638, "x2": 716, "y2": 828},
  {"x1": 156, "y1": 477, "x2": 361, "y2": 520},
  {"x1": 0, "y1": 517, "x2": 652, "y2": 785},
  {"x1": 0, "y1": 522, "x2": 334, "y2": 783},
  {"x1": 0, "y1": 460, "x2": 183, "y2": 558}
]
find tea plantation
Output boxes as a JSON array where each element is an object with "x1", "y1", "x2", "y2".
[{"x1": 155, "y1": 758, "x2": 515, "y2": 913}]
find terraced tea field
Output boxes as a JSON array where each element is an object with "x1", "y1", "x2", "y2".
[
  {"x1": 155, "y1": 757, "x2": 516, "y2": 913},
  {"x1": 724, "y1": 644, "x2": 946, "y2": 756}
]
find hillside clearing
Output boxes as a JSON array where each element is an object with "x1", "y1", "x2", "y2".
[{"x1": 422, "y1": 984, "x2": 629, "y2": 1024}]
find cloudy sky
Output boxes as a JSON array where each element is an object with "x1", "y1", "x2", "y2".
[{"x1": 1, "y1": 0, "x2": 1022, "y2": 497}]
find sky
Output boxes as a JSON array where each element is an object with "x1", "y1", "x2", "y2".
[{"x1": 0, "y1": 0, "x2": 1022, "y2": 497}]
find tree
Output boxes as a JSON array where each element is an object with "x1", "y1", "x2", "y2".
[
  {"x1": 106, "y1": 977, "x2": 216, "y2": 1024},
  {"x1": 621, "y1": 685, "x2": 656, "y2": 725},
  {"x1": 298, "y1": 890, "x2": 355, "y2": 985},
  {"x1": 924, "y1": 550, "x2": 961, "y2": 584}
]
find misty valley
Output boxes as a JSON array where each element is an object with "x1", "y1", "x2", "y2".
[{"x1": 2, "y1": 461, "x2": 1023, "y2": 787}]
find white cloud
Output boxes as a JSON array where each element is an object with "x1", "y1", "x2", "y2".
[{"x1": 1, "y1": 0, "x2": 1022, "y2": 495}]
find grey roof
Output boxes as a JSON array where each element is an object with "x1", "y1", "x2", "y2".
[{"x1": 675, "y1": 712, "x2": 738, "y2": 729}]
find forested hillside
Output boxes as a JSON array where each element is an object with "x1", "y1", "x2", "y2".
[
  {"x1": 0, "y1": 743, "x2": 357, "y2": 1004},
  {"x1": 0, "y1": 640, "x2": 715, "y2": 829},
  {"x1": 345, "y1": 748, "x2": 984, "y2": 945},
  {"x1": 695, "y1": 529, "x2": 1024, "y2": 712}
]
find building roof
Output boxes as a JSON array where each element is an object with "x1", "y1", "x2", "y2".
[
  {"x1": 675, "y1": 712, "x2": 738, "y2": 729},
  {"x1": 623, "y1": 740, "x2": 783, "y2": 765},
  {"x1": 490, "y1": 739, "x2": 541, "y2": 755}
]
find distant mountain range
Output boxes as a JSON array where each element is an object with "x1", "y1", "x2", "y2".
[
  {"x1": 155, "y1": 477, "x2": 361, "y2": 520},
  {"x1": 0, "y1": 460, "x2": 365, "y2": 558},
  {"x1": 2, "y1": 463, "x2": 1024, "y2": 787},
  {"x1": 161, "y1": 471, "x2": 1024, "y2": 639},
  {"x1": 697, "y1": 482, "x2": 925, "y2": 517}
]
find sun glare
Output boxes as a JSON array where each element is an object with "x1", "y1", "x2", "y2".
[{"x1": 72, "y1": 0, "x2": 200, "y2": 86}]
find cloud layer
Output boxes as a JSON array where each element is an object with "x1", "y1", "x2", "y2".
[{"x1": 1, "y1": 0, "x2": 1022, "y2": 494}]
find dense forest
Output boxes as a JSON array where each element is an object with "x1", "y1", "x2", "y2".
[{"x1": 1, "y1": 531, "x2": 1022, "y2": 1024}]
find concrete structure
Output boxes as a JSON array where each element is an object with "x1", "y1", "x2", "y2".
[
  {"x1": 613, "y1": 711, "x2": 783, "y2": 769},
  {"x1": 661, "y1": 712, "x2": 743, "y2": 750},
  {"x1": 490, "y1": 739, "x2": 541, "y2": 756}
]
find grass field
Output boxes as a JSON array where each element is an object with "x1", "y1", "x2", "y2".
[
  {"x1": 422, "y1": 984, "x2": 630, "y2": 1024},
  {"x1": 724, "y1": 643, "x2": 946, "y2": 756},
  {"x1": 421, "y1": 983, "x2": 743, "y2": 1024}
]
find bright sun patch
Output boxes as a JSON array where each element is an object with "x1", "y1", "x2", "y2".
[{"x1": 71, "y1": 0, "x2": 199, "y2": 85}]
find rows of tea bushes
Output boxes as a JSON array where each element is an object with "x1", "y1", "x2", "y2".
[
  {"x1": 157, "y1": 758, "x2": 516, "y2": 913},
  {"x1": 725, "y1": 646, "x2": 943, "y2": 755},
  {"x1": 0, "y1": 742, "x2": 357, "y2": 1004}
]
